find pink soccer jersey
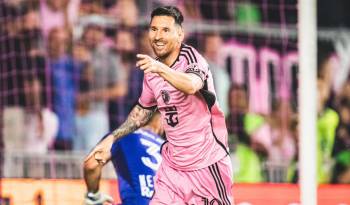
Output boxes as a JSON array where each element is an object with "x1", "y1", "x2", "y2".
[{"x1": 138, "y1": 44, "x2": 229, "y2": 171}]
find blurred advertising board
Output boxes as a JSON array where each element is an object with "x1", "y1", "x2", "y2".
[{"x1": 1, "y1": 179, "x2": 350, "y2": 205}]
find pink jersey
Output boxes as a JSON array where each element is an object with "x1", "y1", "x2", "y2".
[{"x1": 139, "y1": 44, "x2": 229, "y2": 171}]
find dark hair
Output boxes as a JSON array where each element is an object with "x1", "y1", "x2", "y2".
[
  {"x1": 317, "y1": 40, "x2": 335, "y2": 70},
  {"x1": 151, "y1": 6, "x2": 184, "y2": 26}
]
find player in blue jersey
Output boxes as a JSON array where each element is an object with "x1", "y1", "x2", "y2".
[{"x1": 83, "y1": 111, "x2": 164, "y2": 205}]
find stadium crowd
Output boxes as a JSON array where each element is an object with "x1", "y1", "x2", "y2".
[{"x1": 1, "y1": 0, "x2": 350, "y2": 184}]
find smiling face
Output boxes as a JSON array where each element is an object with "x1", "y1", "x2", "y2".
[{"x1": 148, "y1": 15, "x2": 183, "y2": 62}]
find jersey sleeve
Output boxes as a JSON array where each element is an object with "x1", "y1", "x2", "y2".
[
  {"x1": 184, "y1": 60, "x2": 208, "y2": 82},
  {"x1": 138, "y1": 76, "x2": 157, "y2": 109}
]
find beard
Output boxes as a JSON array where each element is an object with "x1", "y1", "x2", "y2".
[
  {"x1": 151, "y1": 40, "x2": 172, "y2": 59},
  {"x1": 154, "y1": 50, "x2": 170, "y2": 60}
]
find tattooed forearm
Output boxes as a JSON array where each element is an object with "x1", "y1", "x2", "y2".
[{"x1": 111, "y1": 104, "x2": 155, "y2": 141}]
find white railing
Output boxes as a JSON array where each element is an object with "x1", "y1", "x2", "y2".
[
  {"x1": 2, "y1": 150, "x2": 290, "y2": 182},
  {"x1": 263, "y1": 161, "x2": 290, "y2": 183},
  {"x1": 2, "y1": 150, "x2": 116, "y2": 179}
]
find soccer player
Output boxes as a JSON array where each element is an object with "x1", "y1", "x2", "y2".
[
  {"x1": 84, "y1": 111, "x2": 164, "y2": 205},
  {"x1": 88, "y1": 6, "x2": 233, "y2": 205}
]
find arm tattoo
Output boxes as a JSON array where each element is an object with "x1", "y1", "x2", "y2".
[{"x1": 111, "y1": 104, "x2": 155, "y2": 141}]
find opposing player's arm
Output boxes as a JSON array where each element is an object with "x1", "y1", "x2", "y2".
[
  {"x1": 111, "y1": 104, "x2": 155, "y2": 141},
  {"x1": 136, "y1": 54, "x2": 203, "y2": 95}
]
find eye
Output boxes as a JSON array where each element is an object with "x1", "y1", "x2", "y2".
[
  {"x1": 164, "y1": 28, "x2": 170, "y2": 32},
  {"x1": 150, "y1": 27, "x2": 157, "y2": 32}
]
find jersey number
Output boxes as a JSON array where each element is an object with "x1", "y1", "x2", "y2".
[
  {"x1": 165, "y1": 106, "x2": 179, "y2": 127},
  {"x1": 140, "y1": 138, "x2": 162, "y2": 171}
]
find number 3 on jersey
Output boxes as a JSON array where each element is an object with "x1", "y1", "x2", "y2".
[{"x1": 140, "y1": 138, "x2": 162, "y2": 171}]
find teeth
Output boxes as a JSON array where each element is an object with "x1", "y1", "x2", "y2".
[{"x1": 155, "y1": 42, "x2": 165, "y2": 46}]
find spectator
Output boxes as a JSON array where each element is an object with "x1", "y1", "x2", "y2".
[
  {"x1": 316, "y1": 78, "x2": 340, "y2": 183},
  {"x1": 332, "y1": 150, "x2": 350, "y2": 183},
  {"x1": 231, "y1": 126, "x2": 264, "y2": 183},
  {"x1": 336, "y1": 79, "x2": 350, "y2": 104},
  {"x1": 332, "y1": 79, "x2": 350, "y2": 183},
  {"x1": 317, "y1": 41, "x2": 337, "y2": 99},
  {"x1": 3, "y1": 76, "x2": 58, "y2": 178},
  {"x1": 108, "y1": 27, "x2": 143, "y2": 128},
  {"x1": 226, "y1": 84, "x2": 265, "y2": 183},
  {"x1": 226, "y1": 84, "x2": 266, "y2": 154},
  {"x1": 182, "y1": 0, "x2": 202, "y2": 21},
  {"x1": 2, "y1": 4, "x2": 49, "y2": 151},
  {"x1": 137, "y1": 26, "x2": 154, "y2": 57},
  {"x1": 286, "y1": 118, "x2": 299, "y2": 183},
  {"x1": 333, "y1": 97, "x2": 350, "y2": 156},
  {"x1": 114, "y1": 0, "x2": 139, "y2": 27},
  {"x1": 289, "y1": 45, "x2": 342, "y2": 184},
  {"x1": 315, "y1": 43, "x2": 341, "y2": 183},
  {"x1": 80, "y1": 0, "x2": 107, "y2": 15},
  {"x1": 40, "y1": 0, "x2": 80, "y2": 37},
  {"x1": 23, "y1": 77, "x2": 58, "y2": 153},
  {"x1": 20, "y1": 6, "x2": 48, "y2": 95},
  {"x1": 48, "y1": 27, "x2": 78, "y2": 150},
  {"x1": 235, "y1": 1, "x2": 261, "y2": 26},
  {"x1": 1, "y1": 3, "x2": 24, "y2": 97},
  {"x1": 20, "y1": 7, "x2": 53, "y2": 151},
  {"x1": 252, "y1": 100, "x2": 297, "y2": 165},
  {"x1": 203, "y1": 33, "x2": 230, "y2": 115},
  {"x1": 74, "y1": 24, "x2": 127, "y2": 152}
]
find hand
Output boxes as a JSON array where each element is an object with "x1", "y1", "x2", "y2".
[
  {"x1": 136, "y1": 54, "x2": 163, "y2": 74},
  {"x1": 84, "y1": 192, "x2": 114, "y2": 205},
  {"x1": 85, "y1": 135, "x2": 114, "y2": 166},
  {"x1": 93, "y1": 148, "x2": 110, "y2": 165}
]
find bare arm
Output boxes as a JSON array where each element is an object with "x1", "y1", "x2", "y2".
[
  {"x1": 136, "y1": 54, "x2": 203, "y2": 95},
  {"x1": 111, "y1": 104, "x2": 155, "y2": 141},
  {"x1": 83, "y1": 133, "x2": 114, "y2": 202},
  {"x1": 84, "y1": 104, "x2": 155, "y2": 166},
  {"x1": 83, "y1": 104, "x2": 154, "y2": 203}
]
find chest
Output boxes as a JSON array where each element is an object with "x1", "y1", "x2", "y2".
[{"x1": 149, "y1": 75, "x2": 187, "y2": 107}]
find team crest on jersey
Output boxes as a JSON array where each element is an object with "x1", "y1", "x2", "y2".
[{"x1": 161, "y1": 90, "x2": 170, "y2": 104}]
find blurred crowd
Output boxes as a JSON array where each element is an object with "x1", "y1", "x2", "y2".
[{"x1": 0, "y1": 0, "x2": 349, "y2": 184}]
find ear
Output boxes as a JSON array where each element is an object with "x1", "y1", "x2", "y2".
[{"x1": 177, "y1": 26, "x2": 184, "y2": 43}]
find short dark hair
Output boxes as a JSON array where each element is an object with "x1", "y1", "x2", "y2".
[{"x1": 151, "y1": 6, "x2": 184, "y2": 26}]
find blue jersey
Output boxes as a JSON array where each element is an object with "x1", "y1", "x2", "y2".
[{"x1": 110, "y1": 129, "x2": 164, "y2": 205}]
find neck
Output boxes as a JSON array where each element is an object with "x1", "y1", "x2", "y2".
[
  {"x1": 205, "y1": 52, "x2": 217, "y2": 62},
  {"x1": 141, "y1": 126, "x2": 155, "y2": 134},
  {"x1": 142, "y1": 123, "x2": 162, "y2": 136},
  {"x1": 159, "y1": 43, "x2": 181, "y2": 67}
]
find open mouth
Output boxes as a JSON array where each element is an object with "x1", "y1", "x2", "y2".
[{"x1": 154, "y1": 42, "x2": 166, "y2": 49}]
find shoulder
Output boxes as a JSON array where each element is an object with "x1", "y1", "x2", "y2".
[
  {"x1": 180, "y1": 44, "x2": 208, "y2": 66},
  {"x1": 115, "y1": 132, "x2": 138, "y2": 146},
  {"x1": 324, "y1": 108, "x2": 340, "y2": 124}
]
